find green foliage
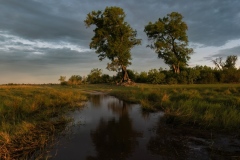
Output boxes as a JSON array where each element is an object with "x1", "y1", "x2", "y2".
[
  {"x1": 224, "y1": 55, "x2": 238, "y2": 69},
  {"x1": 127, "y1": 69, "x2": 137, "y2": 81},
  {"x1": 82, "y1": 61, "x2": 240, "y2": 85},
  {"x1": 85, "y1": 6, "x2": 141, "y2": 77},
  {"x1": 144, "y1": 12, "x2": 193, "y2": 74},
  {"x1": 58, "y1": 76, "x2": 66, "y2": 82},
  {"x1": 68, "y1": 75, "x2": 82, "y2": 85},
  {"x1": 59, "y1": 76, "x2": 67, "y2": 85},
  {"x1": 167, "y1": 77, "x2": 178, "y2": 84},
  {"x1": 213, "y1": 55, "x2": 238, "y2": 70},
  {"x1": 101, "y1": 74, "x2": 111, "y2": 83},
  {"x1": 194, "y1": 65, "x2": 218, "y2": 84},
  {"x1": 97, "y1": 83, "x2": 240, "y2": 132},
  {"x1": 135, "y1": 71, "x2": 148, "y2": 83},
  {"x1": 0, "y1": 86, "x2": 87, "y2": 159},
  {"x1": 177, "y1": 70, "x2": 188, "y2": 84},
  {"x1": 87, "y1": 68, "x2": 103, "y2": 84},
  {"x1": 147, "y1": 69, "x2": 165, "y2": 84},
  {"x1": 60, "y1": 81, "x2": 68, "y2": 85},
  {"x1": 147, "y1": 92, "x2": 160, "y2": 102},
  {"x1": 220, "y1": 68, "x2": 240, "y2": 83},
  {"x1": 185, "y1": 67, "x2": 200, "y2": 84}
]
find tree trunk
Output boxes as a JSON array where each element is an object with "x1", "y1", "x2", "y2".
[
  {"x1": 121, "y1": 65, "x2": 130, "y2": 82},
  {"x1": 177, "y1": 62, "x2": 180, "y2": 74},
  {"x1": 172, "y1": 64, "x2": 177, "y2": 74},
  {"x1": 172, "y1": 63, "x2": 180, "y2": 74}
]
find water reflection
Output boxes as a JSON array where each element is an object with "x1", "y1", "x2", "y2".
[
  {"x1": 48, "y1": 94, "x2": 179, "y2": 160},
  {"x1": 107, "y1": 100, "x2": 130, "y2": 115},
  {"x1": 89, "y1": 94, "x2": 104, "y2": 107},
  {"x1": 87, "y1": 99, "x2": 142, "y2": 160},
  {"x1": 48, "y1": 94, "x2": 240, "y2": 159},
  {"x1": 147, "y1": 118, "x2": 240, "y2": 159},
  {"x1": 140, "y1": 110, "x2": 151, "y2": 120},
  {"x1": 147, "y1": 118, "x2": 189, "y2": 159}
]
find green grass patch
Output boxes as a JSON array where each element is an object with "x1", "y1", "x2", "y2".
[
  {"x1": 2, "y1": 83, "x2": 240, "y2": 158},
  {"x1": 0, "y1": 85, "x2": 87, "y2": 159},
  {"x1": 82, "y1": 83, "x2": 240, "y2": 133}
]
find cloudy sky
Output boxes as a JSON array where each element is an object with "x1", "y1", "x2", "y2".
[{"x1": 0, "y1": 0, "x2": 240, "y2": 84}]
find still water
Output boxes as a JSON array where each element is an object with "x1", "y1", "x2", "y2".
[{"x1": 48, "y1": 93, "x2": 240, "y2": 160}]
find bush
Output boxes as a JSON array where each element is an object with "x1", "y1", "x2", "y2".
[
  {"x1": 60, "y1": 81, "x2": 68, "y2": 85},
  {"x1": 147, "y1": 69, "x2": 165, "y2": 84}
]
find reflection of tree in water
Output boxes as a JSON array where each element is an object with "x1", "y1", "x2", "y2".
[
  {"x1": 147, "y1": 119, "x2": 189, "y2": 160},
  {"x1": 90, "y1": 94, "x2": 104, "y2": 107},
  {"x1": 141, "y1": 110, "x2": 151, "y2": 120},
  {"x1": 87, "y1": 100, "x2": 142, "y2": 160},
  {"x1": 107, "y1": 100, "x2": 131, "y2": 116}
]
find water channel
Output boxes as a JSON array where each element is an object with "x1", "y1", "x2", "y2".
[{"x1": 47, "y1": 93, "x2": 240, "y2": 160}]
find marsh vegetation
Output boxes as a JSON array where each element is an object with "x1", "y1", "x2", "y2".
[
  {"x1": 48, "y1": 90, "x2": 240, "y2": 159},
  {"x1": 0, "y1": 85, "x2": 86, "y2": 159},
  {"x1": 79, "y1": 83, "x2": 240, "y2": 132},
  {"x1": 125, "y1": 85, "x2": 240, "y2": 132},
  {"x1": 1, "y1": 84, "x2": 240, "y2": 159}
]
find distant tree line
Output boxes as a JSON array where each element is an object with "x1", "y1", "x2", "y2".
[
  {"x1": 58, "y1": 75, "x2": 85, "y2": 85},
  {"x1": 59, "y1": 55, "x2": 240, "y2": 85}
]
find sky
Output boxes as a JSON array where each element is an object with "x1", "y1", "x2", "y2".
[{"x1": 0, "y1": 0, "x2": 240, "y2": 84}]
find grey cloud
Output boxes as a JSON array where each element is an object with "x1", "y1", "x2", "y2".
[
  {"x1": 0, "y1": 0, "x2": 92, "y2": 45},
  {"x1": 0, "y1": 47, "x2": 96, "y2": 65},
  {"x1": 127, "y1": 0, "x2": 240, "y2": 46},
  {"x1": 38, "y1": 48, "x2": 96, "y2": 65},
  {"x1": 182, "y1": 0, "x2": 240, "y2": 46},
  {"x1": 214, "y1": 46, "x2": 240, "y2": 57},
  {"x1": 1, "y1": 0, "x2": 240, "y2": 83},
  {"x1": 203, "y1": 56, "x2": 214, "y2": 61},
  {"x1": 1, "y1": 0, "x2": 240, "y2": 46},
  {"x1": 202, "y1": 45, "x2": 240, "y2": 62},
  {"x1": 0, "y1": 47, "x2": 106, "y2": 83}
]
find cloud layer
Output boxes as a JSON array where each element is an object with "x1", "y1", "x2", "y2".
[{"x1": 0, "y1": 0, "x2": 239, "y2": 83}]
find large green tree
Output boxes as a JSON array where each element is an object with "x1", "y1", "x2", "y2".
[
  {"x1": 84, "y1": 6, "x2": 141, "y2": 83},
  {"x1": 144, "y1": 12, "x2": 193, "y2": 74}
]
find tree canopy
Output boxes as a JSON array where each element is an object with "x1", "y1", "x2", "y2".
[
  {"x1": 84, "y1": 6, "x2": 141, "y2": 82},
  {"x1": 87, "y1": 68, "x2": 103, "y2": 84},
  {"x1": 68, "y1": 75, "x2": 82, "y2": 85},
  {"x1": 144, "y1": 12, "x2": 193, "y2": 74},
  {"x1": 212, "y1": 55, "x2": 238, "y2": 70},
  {"x1": 224, "y1": 55, "x2": 238, "y2": 69}
]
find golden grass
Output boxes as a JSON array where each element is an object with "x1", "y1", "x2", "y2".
[{"x1": 0, "y1": 85, "x2": 87, "y2": 159}]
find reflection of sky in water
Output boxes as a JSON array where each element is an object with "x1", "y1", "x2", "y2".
[
  {"x1": 49, "y1": 94, "x2": 163, "y2": 160},
  {"x1": 48, "y1": 94, "x2": 239, "y2": 159}
]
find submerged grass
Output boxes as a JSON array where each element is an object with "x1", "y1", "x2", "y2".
[{"x1": 0, "y1": 85, "x2": 87, "y2": 160}]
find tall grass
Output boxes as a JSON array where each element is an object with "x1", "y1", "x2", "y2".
[
  {"x1": 96, "y1": 83, "x2": 240, "y2": 133},
  {"x1": 0, "y1": 85, "x2": 87, "y2": 160}
]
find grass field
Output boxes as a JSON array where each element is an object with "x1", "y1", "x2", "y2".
[
  {"x1": 1, "y1": 83, "x2": 240, "y2": 159},
  {"x1": 79, "y1": 83, "x2": 240, "y2": 132},
  {"x1": 0, "y1": 85, "x2": 87, "y2": 159}
]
